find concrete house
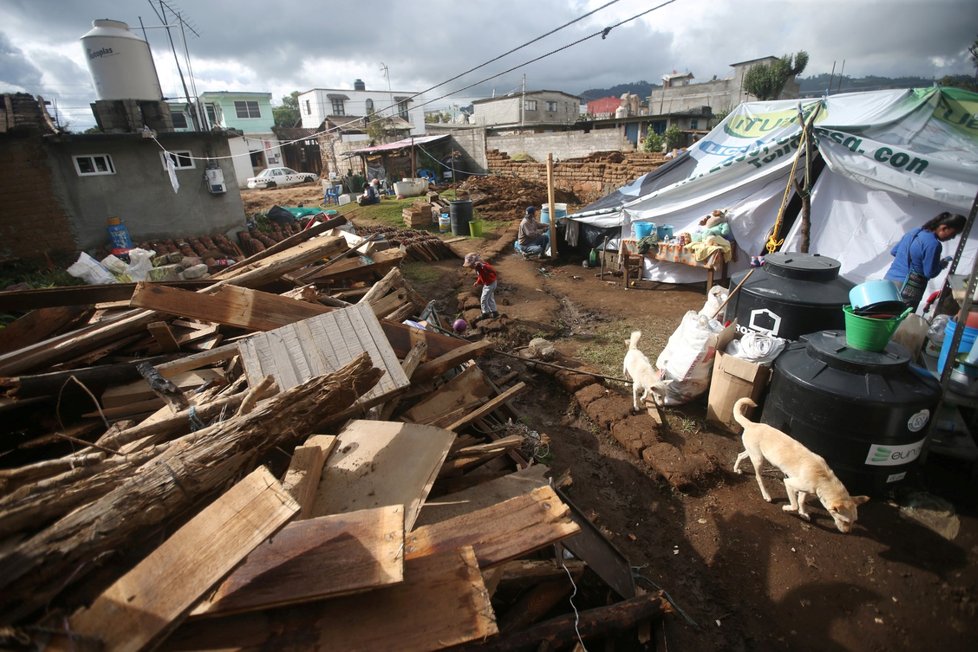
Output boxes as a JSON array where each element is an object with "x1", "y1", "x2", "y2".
[
  {"x1": 0, "y1": 93, "x2": 245, "y2": 260},
  {"x1": 195, "y1": 91, "x2": 285, "y2": 187},
  {"x1": 471, "y1": 91, "x2": 581, "y2": 130},
  {"x1": 297, "y1": 80, "x2": 426, "y2": 137},
  {"x1": 648, "y1": 57, "x2": 801, "y2": 117}
]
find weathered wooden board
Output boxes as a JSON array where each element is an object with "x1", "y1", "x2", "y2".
[
  {"x1": 412, "y1": 340, "x2": 493, "y2": 382},
  {"x1": 165, "y1": 546, "x2": 496, "y2": 651},
  {"x1": 0, "y1": 306, "x2": 90, "y2": 354},
  {"x1": 188, "y1": 505, "x2": 404, "y2": 619},
  {"x1": 131, "y1": 283, "x2": 331, "y2": 332},
  {"x1": 402, "y1": 363, "x2": 494, "y2": 424},
  {"x1": 281, "y1": 434, "x2": 337, "y2": 519},
  {"x1": 310, "y1": 420, "x2": 455, "y2": 531},
  {"x1": 446, "y1": 382, "x2": 528, "y2": 431},
  {"x1": 415, "y1": 465, "x2": 550, "y2": 527},
  {"x1": 237, "y1": 303, "x2": 409, "y2": 403},
  {"x1": 100, "y1": 369, "x2": 224, "y2": 408},
  {"x1": 65, "y1": 467, "x2": 298, "y2": 652},
  {"x1": 405, "y1": 485, "x2": 580, "y2": 568}
]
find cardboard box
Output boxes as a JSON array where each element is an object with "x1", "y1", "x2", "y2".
[{"x1": 706, "y1": 324, "x2": 771, "y2": 431}]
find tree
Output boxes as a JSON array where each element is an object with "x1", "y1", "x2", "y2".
[
  {"x1": 663, "y1": 125, "x2": 684, "y2": 151},
  {"x1": 743, "y1": 52, "x2": 809, "y2": 101},
  {"x1": 273, "y1": 91, "x2": 301, "y2": 128},
  {"x1": 642, "y1": 130, "x2": 663, "y2": 153}
]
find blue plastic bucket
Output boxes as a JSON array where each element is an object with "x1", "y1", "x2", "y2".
[
  {"x1": 937, "y1": 318, "x2": 978, "y2": 374},
  {"x1": 540, "y1": 203, "x2": 567, "y2": 224},
  {"x1": 657, "y1": 224, "x2": 674, "y2": 240},
  {"x1": 633, "y1": 222, "x2": 655, "y2": 239}
]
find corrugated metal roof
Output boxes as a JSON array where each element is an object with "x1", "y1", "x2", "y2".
[{"x1": 350, "y1": 134, "x2": 448, "y2": 154}]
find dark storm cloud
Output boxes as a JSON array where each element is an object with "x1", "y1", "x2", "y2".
[{"x1": 1, "y1": 0, "x2": 974, "y2": 130}]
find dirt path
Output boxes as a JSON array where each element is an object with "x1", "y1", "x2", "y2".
[
  {"x1": 433, "y1": 231, "x2": 978, "y2": 652},
  {"x1": 246, "y1": 188, "x2": 978, "y2": 650}
]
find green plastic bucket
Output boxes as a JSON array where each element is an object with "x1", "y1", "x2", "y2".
[
  {"x1": 468, "y1": 220, "x2": 485, "y2": 238},
  {"x1": 843, "y1": 305, "x2": 912, "y2": 351}
]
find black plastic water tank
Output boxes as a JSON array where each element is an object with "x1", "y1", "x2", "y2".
[
  {"x1": 449, "y1": 200, "x2": 473, "y2": 236},
  {"x1": 760, "y1": 330, "x2": 941, "y2": 496},
  {"x1": 725, "y1": 252, "x2": 854, "y2": 340}
]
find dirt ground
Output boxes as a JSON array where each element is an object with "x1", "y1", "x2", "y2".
[{"x1": 244, "y1": 187, "x2": 978, "y2": 651}]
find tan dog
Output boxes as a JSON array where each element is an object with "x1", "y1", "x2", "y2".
[
  {"x1": 623, "y1": 330, "x2": 666, "y2": 412},
  {"x1": 732, "y1": 398, "x2": 869, "y2": 533}
]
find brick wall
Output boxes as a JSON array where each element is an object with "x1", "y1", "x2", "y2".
[
  {"x1": 0, "y1": 136, "x2": 76, "y2": 261},
  {"x1": 486, "y1": 149, "x2": 667, "y2": 204}
]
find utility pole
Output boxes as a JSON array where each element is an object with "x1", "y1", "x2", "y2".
[{"x1": 521, "y1": 74, "x2": 526, "y2": 127}]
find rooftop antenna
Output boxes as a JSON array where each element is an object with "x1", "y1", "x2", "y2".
[{"x1": 380, "y1": 62, "x2": 394, "y2": 118}]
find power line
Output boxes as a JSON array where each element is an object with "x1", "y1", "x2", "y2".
[{"x1": 150, "y1": 0, "x2": 680, "y2": 163}]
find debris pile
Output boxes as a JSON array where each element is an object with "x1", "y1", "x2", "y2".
[
  {"x1": 457, "y1": 176, "x2": 579, "y2": 221},
  {"x1": 0, "y1": 215, "x2": 670, "y2": 649}
]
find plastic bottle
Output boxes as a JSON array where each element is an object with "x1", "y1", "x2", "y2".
[{"x1": 106, "y1": 217, "x2": 133, "y2": 250}]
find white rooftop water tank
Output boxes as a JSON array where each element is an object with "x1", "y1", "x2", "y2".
[{"x1": 81, "y1": 19, "x2": 163, "y2": 101}]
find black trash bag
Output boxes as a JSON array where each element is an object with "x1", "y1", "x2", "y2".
[{"x1": 267, "y1": 205, "x2": 296, "y2": 227}]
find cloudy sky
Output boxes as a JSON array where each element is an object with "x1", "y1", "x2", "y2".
[{"x1": 1, "y1": 0, "x2": 974, "y2": 130}]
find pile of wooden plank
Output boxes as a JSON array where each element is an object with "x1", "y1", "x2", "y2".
[
  {"x1": 357, "y1": 225, "x2": 459, "y2": 263},
  {"x1": 0, "y1": 215, "x2": 671, "y2": 650}
]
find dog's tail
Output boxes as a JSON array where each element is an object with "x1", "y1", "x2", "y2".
[
  {"x1": 733, "y1": 397, "x2": 757, "y2": 431},
  {"x1": 628, "y1": 330, "x2": 642, "y2": 351}
]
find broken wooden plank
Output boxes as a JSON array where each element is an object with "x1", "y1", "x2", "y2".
[
  {"x1": 300, "y1": 249, "x2": 405, "y2": 284},
  {"x1": 456, "y1": 591, "x2": 670, "y2": 652},
  {"x1": 404, "y1": 485, "x2": 580, "y2": 568},
  {"x1": 310, "y1": 420, "x2": 455, "y2": 531},
  {"x1": 280, "y1": 434, "x2": 337, "y2": 519},
  {"x1": 0, "y1": 353, "x2": 382, "y2": 623},
  {"x1": 100, "y1": 369, "x2": 223, "y2": 409},
  {"x1": 402, "y1": 364, "x2": 494, "y2": 424},
  {"x1": 377, "y1": 339, "x2": 427, "y2": 420},
  {"x1": 0, "y1": 306, "x2": 91, "y2": 354},
  {"x1": 147, "y1": 321, "x2": 181, "y2": 353},
  {"x1": 412, "y1": 340, "x2": 493, "y2": 382},
  {"x1": 218, "y1": 214, "x2": 348, "y2": 276},
  {"x1": 0, "y1": 281, "x2": 211, "y2": 312},
  {"x1": 131, "y1": 283, "x2": 330, "y2": 332},
  {"x1": 154, "y1": 343, "x2": 240, "y2": 379},
  {"x1": 187, "y1": 505, "x2": 404, "y2": 620},
  {"x1": 0, "y1": 236, "x2": 346, "y2": 376},
  {"x1": 63, "y1": 467, "x2": 298, "y2": 652},
  {"x1": 416, "y1": 465, "x2": 550, "y2": 527},
  {"x1": 439, "y1": 434, "x2": 526, "y2": 477},
  {"x1": 446, "y1": 382, "x2": 528, "y2": 431},
  {"x1": 166, "y1": 546, "x2": 496, "y2": 651}
]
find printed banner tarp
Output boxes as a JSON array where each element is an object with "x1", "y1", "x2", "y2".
[{"x1": 570, "y1": 87, "x2": 978, "y2": 286}]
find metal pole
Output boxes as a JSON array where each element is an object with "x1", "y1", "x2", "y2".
[{"x1": 546, "y1": 153, "x2": 558, "y2": 259}]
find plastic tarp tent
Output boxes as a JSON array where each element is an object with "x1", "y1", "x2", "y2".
[{"x1": 569, "y1": 87, "x2": 978, "y2": 294}]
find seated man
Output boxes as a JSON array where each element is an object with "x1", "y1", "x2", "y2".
[
  {"x1": 518, "y1": 206, "x2": 550, "y2": 256},
  {"x1": 357, "y1": 179, "x2": 381, "y2": 206}
]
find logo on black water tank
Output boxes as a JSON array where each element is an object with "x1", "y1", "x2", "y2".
[{"x1": 748, "y1": 308, "x2": 782, "y2": 336}]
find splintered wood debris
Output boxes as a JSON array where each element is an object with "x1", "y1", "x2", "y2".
[{"x1": 0, "y1": 215, "x2": 669, "y2": 650}]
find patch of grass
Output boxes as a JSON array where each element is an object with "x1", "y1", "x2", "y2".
[
  {"x1": 576, "y1": 318, "x2": 672, "y2": 379},
  {"x1": 402, "y1": 261, "x2": 444, "y2": 285}
]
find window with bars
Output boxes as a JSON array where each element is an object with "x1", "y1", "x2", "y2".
[
  {"x1": 305, "y1": 99, "x2": 311, "y2": 114},
  {"x1": 524, "y1": 99, "x2": 537, "y2": 111},
  {"x1": 234, "y1": 100, "x2": 261, "y2": 119},
  {"x1": 73, "y1": 154, "x2": 115, "y2": 176},
  {"x1": 206, "y1": 103, "x2": 218, "y2": 125},
  {"x1": 171, "y1": 112, "x2": 188, "y2": 129},
  {"x1": 398, "y1": 100, "x2": 409, "y2": 121},
  {"x1": 331, "y1": 98, "x2": 345, "y2": 115},
  {"x1": 546, "y1": 101, "x2": 557, "y2": 112}
]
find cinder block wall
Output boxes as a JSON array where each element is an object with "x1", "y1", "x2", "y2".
[{"x1": 0, "y1": 136, "x2": 76, "y2": 261}]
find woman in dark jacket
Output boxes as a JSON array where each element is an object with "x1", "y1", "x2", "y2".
[{"x1": 884, "y1": 211, "x2": 966, "y2": 310}]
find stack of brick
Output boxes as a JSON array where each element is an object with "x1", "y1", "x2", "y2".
[{"x1": 402, "y1": 201, "x2": 433, "y2": 228}]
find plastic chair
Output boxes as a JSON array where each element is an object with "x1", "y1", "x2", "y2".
[{"x1": 324, "y1": 184, "x2": 342, "y2": 205}]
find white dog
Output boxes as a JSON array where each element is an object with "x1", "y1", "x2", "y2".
[
  {"x1": 732, "y1": 398, "x2": 869, "y2": 533},
  {"x1": 623, "y1": 330, "x2": 666, "y2": 412}
]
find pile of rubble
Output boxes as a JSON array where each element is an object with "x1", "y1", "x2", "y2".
[
  {"x1": 0, "y1": 215, "x2": 670, "y2": 649},
  {"x1": 457, "y1": 176, "x2": 579, "y2": 221}
]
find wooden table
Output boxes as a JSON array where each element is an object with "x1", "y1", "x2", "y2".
[{"x1": 621, "y1": 240, "x2": 727, "y2": 291}]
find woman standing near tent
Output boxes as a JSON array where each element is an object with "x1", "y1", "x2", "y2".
[{"x1": 884, "y1": 211, "x2": 966, "y2": 310}]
